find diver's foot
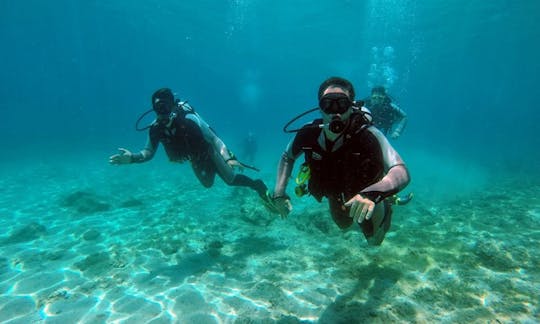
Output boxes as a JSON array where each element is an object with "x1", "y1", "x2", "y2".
[{"x1": 390, "y1": 192, "x2": 414, "y2": 206}]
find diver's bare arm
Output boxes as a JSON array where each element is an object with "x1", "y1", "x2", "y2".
[
  {"x1": 273, "y1": 142, "x2": 298, "y2": 198},
  {"x1": 360, "y1": 127, "x2": 410, "y2": 202},
  {"x1": 131, "y1": 135, "x2": 157, "y2": 163},
  {"x1": 392, "y1": 103, "x2": 408, "y2": 135}
]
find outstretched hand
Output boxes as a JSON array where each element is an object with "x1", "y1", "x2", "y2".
[
  {"x1": 344, "y1": 194, "x2": 375, "y2": 224},
  {"x1": 109, "y1": 148, "x2": 132, "y2": 165}
]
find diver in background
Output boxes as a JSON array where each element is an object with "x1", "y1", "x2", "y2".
[
  {"x1": 363, "y1": 86, "x2": 407, "y2": 139},
  {"x1": 266, "y1": 77, "x2": 410, "y2": 246},
  {"x1": 242, "y1": 131, "x2": 257, "y2": 164},
  {"x1": 109, "y1": 88, "x2": 271, "y2": 201}
]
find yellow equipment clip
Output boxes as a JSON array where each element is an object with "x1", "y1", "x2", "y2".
[{"x1": 294, "y1": 163, "x2": 311, "y2": 197}]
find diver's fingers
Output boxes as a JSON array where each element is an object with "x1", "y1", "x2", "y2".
[
  {"x1": 363, "y1": 202, "x2": 375, "y2": 220},
  {"x1": 349, "y1": 200, "x2": 360, "y2": 220},
  {"x1": 109, "y1": 154, "x2": 120, "y2": 164},
  {"x1": 345, "y1": 196, "x2": 362, "y2": 222},
  {"x1": 355, "y1": 203, "x2": 366, "y2": 223}
]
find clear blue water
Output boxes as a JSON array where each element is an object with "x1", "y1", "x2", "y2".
[
  {"x1": 1, "y1": 1, "x2": 539, "y2": 322},
  {"x1": 1, "y1": 1, "x2": 538, "y2": 169}
]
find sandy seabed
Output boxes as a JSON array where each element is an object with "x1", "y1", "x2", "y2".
[{"x1": 0, "y1": 154, "x2": 538, "y2": 323}]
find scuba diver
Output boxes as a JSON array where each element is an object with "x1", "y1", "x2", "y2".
[
  {"x1": 266, "y1": 77, "x2": 411, "y2": 246},
  {"x1": 109, "y1": 88, "x2": 270, "y2": 201},
  {"x1": 242, "y1": 131, "x2": 257, "y2": 164},
  {"x1": 363, "y1": 86, "x2": 407, "y2": 139}
]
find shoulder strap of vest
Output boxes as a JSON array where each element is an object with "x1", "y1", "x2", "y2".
[{"x1": 173, "y1": 100, "x2": 196, "y2": 118}]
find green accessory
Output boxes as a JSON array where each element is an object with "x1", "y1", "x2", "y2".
[
  {"x1": 294, "y1": 163, "x2": 311, "y2": 197},
  {"x1": 295, "y1": 163, "x2": 311, "y2": 185},
  {"x1": 295, "y1": 184, "x2": 308, "y2": 197}
]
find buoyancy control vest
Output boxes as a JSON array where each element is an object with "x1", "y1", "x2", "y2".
[
  {"x1": 149, "y1": 103, "x2": 207, "y2": 162},
  {"x1": 297, "y1": 113, "x2": 384, "y2": 202}
]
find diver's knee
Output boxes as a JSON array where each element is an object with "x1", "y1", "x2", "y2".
[
  {"x1": 200, "y1": 180, "x2": 213, "y2": 188},
  {"x1": 329, "y1": 203, "x2": 353, "y2": 229},
  {"x1": 195, "y1": 169, "x2": 215, "y2": 188},
  {"x1": 335, "y1": 218, "x2": 353, "y2": 229},
  {"x1": 366, "y1": 231, "x2": 386, "y2": 246},
  {"x1": 197, "y1": 174, "x2": 214, "y2": 188}
]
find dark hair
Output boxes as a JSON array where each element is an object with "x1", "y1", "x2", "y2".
[
  {"x1": 371, "y1": 86, "x2": 386, "y2": 95},
  {"x1": 318, "y1": 77, "x2": 355, "y2": 100},
  {"x1": 151, "y1": 88, "x2": 175, "y2": 108}
]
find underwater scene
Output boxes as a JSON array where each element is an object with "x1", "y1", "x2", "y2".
[{"x1": 0, "y1": 1, "x2": 539, "y2": 323}]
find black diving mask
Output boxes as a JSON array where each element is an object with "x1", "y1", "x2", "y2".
[
  {"x1": 282, "y1": 99, "x2": 366, "y2": 134},
  {"x1": 319, "y1": 93, "x2": 352, "y2": 114}
]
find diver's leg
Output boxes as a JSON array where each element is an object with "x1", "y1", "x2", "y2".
[
  {"x1": 328, "y1": 196, "x2": 353, "y2": 229},
  {"x1": 363, "y1": 200, "x2": 392, "y2": 246},
  {"x1": 191, "y1": 154, "x2": 216, "y2": 188},
  {"x1": 210, "y1": 148, "x2": 268, "y2": 197},
  {"x1": 230, "y1": 175, "x2": 268, "y2": 197}
]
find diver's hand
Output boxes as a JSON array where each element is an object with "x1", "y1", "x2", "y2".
[
  {"x1": 390, "y1": 132, "x2": 400, "y2": 139},
  {"x1": 109, "y1": 148, "x2": 132, "y2": 165},
  {"x1": 272, "y1": 196, "x2": 292, "y2": 219},
  {"x1": 227, "y1": 159, "x2": 244, "y2": 171},
  {"x1": 344, "y1": 194, "x2": 375, "y2": 224}
]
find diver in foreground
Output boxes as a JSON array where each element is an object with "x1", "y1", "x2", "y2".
[
  {"x1": 109, "y1": 88, "x2": 270, "y2": 200},
  {"x1": 266, "y1": 77, "x2": 410, "y2": 246}
]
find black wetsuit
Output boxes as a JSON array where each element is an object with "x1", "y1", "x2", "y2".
[
  {"x1": 131, "y1": 105, "x2": 267, "y2": 196},
  {"x1": 364, "y1": 98, "x2": 407, "y2": 136}
]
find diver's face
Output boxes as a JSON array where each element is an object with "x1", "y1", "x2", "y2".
[
  {"x1": 320, "y1": 86, "x2": 353, "y2": 123},
  {"x1": 153, "y1": 99, "x2": 173, "y2": 124},
  {"x1": 371, "y1": 93, "x2": 385, "y2": 105}
]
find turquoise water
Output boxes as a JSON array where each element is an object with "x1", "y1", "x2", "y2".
[{"x1": 1, "y1": 1, "x2": 539, "y2": 322}]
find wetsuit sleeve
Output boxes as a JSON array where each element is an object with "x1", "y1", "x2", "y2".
[
  {"x1": 186, "y1": 113, "x2": 234, "y2": 162},
  {"x1": 359, "y1": 127, "x2": 410, "y2": 202},
  {"x1": 391, "y1": 103, "x2": 407, "y2": 135},
  {"x1": 273, "y1": 137, "x2": 302, "y2": 198},
  {"x1": 131, "y1": 130, "x2": 159, "y2": 163}
]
